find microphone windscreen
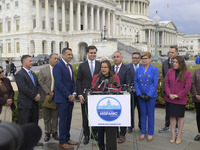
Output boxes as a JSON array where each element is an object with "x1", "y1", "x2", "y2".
[
  {"x1": 104, "y1": 79, "x2": 109, "y2": 84},
  {"x1": 19, "y1": 123, "x2": 42, "y2": 150}
]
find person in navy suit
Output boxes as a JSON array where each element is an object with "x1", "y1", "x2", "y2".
[
  {"x1": 112, "y1": 51, "x2": 131, "y2": 144},
  {"x1": 126, "y1": 52, "x2": 142, "y2": 133},
  {"x1": 53, "y1": 48, "x2": 77, "y2": 149},
  {"x1": 134, "y1": 52, "x2": 158, "y2": 142}
]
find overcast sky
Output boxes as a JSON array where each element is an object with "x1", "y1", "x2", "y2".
[{"x1": 149, "y1": 0, "x2": 200, "y2": 35}]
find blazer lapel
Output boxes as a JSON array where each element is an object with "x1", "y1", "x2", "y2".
[
  {"x1": 85, "y1": 61, "x2": 93, "y2": 78},
  {"x1": 22, "y1": 68, "x2": 36, "y2": 86}
]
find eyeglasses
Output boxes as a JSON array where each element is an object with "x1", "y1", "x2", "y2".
[
  {"x1": 112, "y1": 56, "x2": 120, "y2": 58},
  {"x1": 0, "y1": 70, "x2": 4, "y2": 74},
  {"x1": 132, "y1": 57, "x2": 140, "y2": 59},
  {"x1": 141, "y1": 58, "x2": 149, "y2": 60}
]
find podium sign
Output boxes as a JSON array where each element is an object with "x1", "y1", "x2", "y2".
[{"x1": 88, "y1": 94, "x2": 130, "y2": 127}]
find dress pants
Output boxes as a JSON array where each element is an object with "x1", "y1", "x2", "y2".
[
  {"x1": 195, "y1": 103, "x2": 200, "y2": 133},
  {"x1": 81, "y1": 95, "x2": 98, "y2": 137},
  {"x1": 57, "y1": 102, "x2": 74, "y2": 144},
  {"x1": 42, "y1": 106, "x2": 58, "y2": 134},
  {"x1": 138, "y1": 97, "x2": 156, "y2": 135},
  {"x1": 165, "y1": 101, "x2": 170, "y2": 127},
  {"x1": 18, "y1": 103, "x2": 39, "y2": 125}
]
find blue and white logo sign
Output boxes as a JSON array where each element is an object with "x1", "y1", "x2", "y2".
[{"x1": 97, "y1": 97, "x2": 122, "y2": 122}]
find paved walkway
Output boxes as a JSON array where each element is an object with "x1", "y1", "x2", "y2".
[{"x1": 33, "y1": 101, "x2": 200, "y2": 150}]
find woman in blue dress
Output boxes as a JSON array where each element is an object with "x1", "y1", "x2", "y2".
[{"x1": 134, "y1": 52, "x2": 159, "y2": 142}]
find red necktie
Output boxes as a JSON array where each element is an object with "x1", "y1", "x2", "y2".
[
  {"x1": 115, "y1": 66, "x2": 119, "y2": 75},
  {"x1": 67, "y1": 64, "x2": 72, "y2": 80}
]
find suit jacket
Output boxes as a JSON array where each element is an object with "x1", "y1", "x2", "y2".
[
  {"x1": 53, "y1": 59, "x2": 76, "y2": 103},
  {"x1": 164, "y1": 69, "x2": 191, "y2": 105},
  {"x1": 126, "y1": 63, "x2": 142, "y2": 83},
  {"x1": 76, "y1": 60, "x2": 100, "y2": 96},
  {"x1": 38, "y1": 65, "x2": 52, "y2": 102},
  {"x1": 191, "y1": 68, "x2": 200, "y2": 103},
  {"x1": 112, "y1": 63, "x2": 131, "y2": 91},
  {"x1": 0, "y1": 77, "x2": 15, "y2": 113},
  {"x1": 134, "y1": 64, "x2": 159, "y2": 98},
  {"x1": 15, "y1": 68, "x2": 41, "y2": 109},
  {"x1": 162, "y1": 59, "x2": 171, "y2": 79}
]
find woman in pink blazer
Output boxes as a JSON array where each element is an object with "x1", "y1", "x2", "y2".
[{"x1": 164, "y1": 56, "x2": 191, "y2": 144}]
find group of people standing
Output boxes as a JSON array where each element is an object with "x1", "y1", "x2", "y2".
[{"x1": 0, "y1": 44, "x2": 200, "y2": 150}]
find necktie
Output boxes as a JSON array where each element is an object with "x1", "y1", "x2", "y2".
[
  {"x1": 66, "y1": 64, "x2": 72, "y2": 80},
  {"x1": 51, "y1": 67, "x2": 54, "y2": 91},
  {"x1": 28, "y1": 70, "x2": 35, "y2": 86},
  {"x1": 135, "y1": 65, "x2": 138, "y2": 71},
  {"x1": 90, "y1": 61, "x2": 94, "y2": 77},
  {"x1": 115, "y1": 66, "x2": 119, "y2": 75}
]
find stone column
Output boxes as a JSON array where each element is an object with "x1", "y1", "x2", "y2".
[
  {"x1": 45, "y1": 0, "x2": 49, "y2": 30},
  {"x1": 77, "y1": 1, "x2": 81, "y2": 31},
  {"x1": 123, "y1": 0, "x2": 125, "y2": 13},
  {"x1": 62, "y1": 0, "x2": 65, "y2": 32},
  {"x1": 96, "y1": 7, "x2": 100, "y2": 31},
  {"x1": 127, "y1": 0, "x2": 130, "y2": 13},
  {"x1": 84, "y1": 2, "x2": 88, "y2": 30},
  {"x1": 162, "y1": 31, "x2": 164, "y2": 47},
  {"x1": 119, "y1": 16, "x2": 121, "y2": 36},
  {"x1": 102, "y1": 8, "x2": 105, "y2": 27},
  {"x1": 36, "y1": 0, "x2": 40, "y2": 29},
  {"x1": 107, "y1": 10, "x2": 110, "y2": 36},
  {"x1": 54, "y1": 0, "x2": 58, "y2": 31},
  {"x1": 148, "y1": 29, "x2": 151, "y2": 45},
  {"x1": 137, "y1": 2, "x2": 140, "y2": 14},
  {"x1": 91, "y1": 5, "x2": 94, "y2": 30},
  {"x1": 133, "y1": 1, "x2": 135, "y2": 14},
  {"x1": 69, "y1": 0, "x2": 74, "y2": 31}
]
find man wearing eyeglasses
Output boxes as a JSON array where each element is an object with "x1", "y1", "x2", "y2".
[
  {"x1": 126, "y1": 52, "x2": 142, "y2": 133},
  {"x1": 112, "y1": 51, "x2": 131, "y2": 144}
]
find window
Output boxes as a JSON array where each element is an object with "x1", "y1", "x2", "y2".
[
  {"x1": 8, "y1": 43, "x2": 11, "y2": 53},
  {"x1": 0, "y1": 5, "x2": 2, "y2": 11},
  {"x1": 59, "y1": 23, "x2": 61, "y2": 31},
  {"x1": 15, "y1": 1, "x2": 19, "y2": 8},
  {"x1": 33, "y1": 19, "x2": 36, "y2": 29},
  {"x1": 42, "y1": 21, "x2": 45, "y2": 29},
  {"x1": 16, "y1": 20, "x2": 19, "y2": 31},
  {"x1": 7, "y1": 3, "x2": 10, "y2": 9},
  {"x1": 0, "y1": 43, "x2": 3, "y2": 53},
  {"x1": 7, "y1": 21, "x2": 11, "y2": 32},
  {"x1": 33, "y1": 0, "x2": 35, "y2": 6},
  {"x1": 16, "y1": 42, "x2": 20, "y2": 53},
  {"x1": 0, "y1": 22, "x2": 2, "y2": 33},
  {"x1": 51, "y1": 22, "x2": 54, "y2": 30},
  {"x1": 42, "y1": 3, "x2": 45, "y2": 8}
]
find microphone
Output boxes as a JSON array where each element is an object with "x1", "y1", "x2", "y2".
[
  {"x1": 103, "y1": 79, "x2": 109, "y2": 92},
  {"x1": 98, "y1": 80, "x2": 105, "y2": 89},
  {"x1": 109, "y1": 79, "x2": 113, "y2": 92},
  {"x1": 91, "y1": 75, "x2": 102, "y2": 90},
  {"x1": 114, "y1": 82, "x2": 120, "y2": 88}
]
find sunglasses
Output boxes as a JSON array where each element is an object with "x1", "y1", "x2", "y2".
[{"x1": 0, "y1": 70, "x2": 4, "y2": 74}]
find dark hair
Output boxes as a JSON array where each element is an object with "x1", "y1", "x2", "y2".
[
  {"x1": 0, "y1": 66, "x2": 3, "y2": 70},
  {"x1": 132, "y1": 52, "x2": 141, "y2": 57},
  {"x1": 5, "y1": 60, "x2": 9, "y2": 64},
  {"x1": 174, "y1": 56, "x2": 187, "y2": 81},
  {"x1": 62, "y1": 48, "x2": 72, "y2": 54},
  {"x1": 49, "y1": 53, "x2": 58, "y2": 58},
  {"x1": 87, "y1": 45, "x2": 97, "y2": 53},
  {"x1": 100, "y1": 60, "x2": 116, "y2": 82},
  {"x1": 170, "y1": 45, "x2": 178, "y2": 52},
  {"x1": 21, "y1": 55, "x2": 31, "y2": 64}
]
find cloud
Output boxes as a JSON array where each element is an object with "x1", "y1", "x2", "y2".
[{"x1": 149, "y1": 0, "x2": 200, "y2": 34}]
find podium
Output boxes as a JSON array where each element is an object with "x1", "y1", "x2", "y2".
[{"x1": 87, "y1": 93, "x2": 130, "y2": 150}]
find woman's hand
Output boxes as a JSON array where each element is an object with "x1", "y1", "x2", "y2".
[
  {"x1": 5, "y1": 99, "x2": 13, "y2": 106},
  {"x1": 169, "y1": 94, "x2": 176, "y2": 100}
]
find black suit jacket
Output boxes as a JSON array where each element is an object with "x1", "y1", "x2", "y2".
[
  {"x1": 126, "y1": 63, "x2": 142, "y2": 83},
  {"x1": 162, "y1": 58, "x2": 172, "y2": 92},
  {"x1": 76, "y1": 60, "x2": 100, "y2": 96},
  {"x1": 0, "y1": 77, "x2": 15, "y2": 113},
  {"x1": 112, "y1": 63, "x2": 131, "y2": 91},
  {"x1": 15, "y1": 68, "x2": 41, "y2": 109}
]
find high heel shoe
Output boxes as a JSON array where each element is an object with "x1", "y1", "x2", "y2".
[
  {"x1": 147, "y1": 135, "x2": 153, "y2": 142},
  {"x1": 170, "y1": 138, "x2": 175, "y2": 143},
  {"x1": 139, "y1": 134, "x2": 145, "y2": 141},
  {"x1": 176, "y1": 139, "x2": 182, "y2": 144}
]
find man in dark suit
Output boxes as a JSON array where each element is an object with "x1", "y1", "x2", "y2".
[
  {"x1": 15, "y1": 55, "x2": 41, "y2": 125},
  {"x1": 38, "y1": 53, "x2": 59, "y2": 142},
  {"x1": 76, "y1": 45, "x2": 100, "y2": 144},
  {"x1": 53, "y1": 48, "x2": 77, "y2": 149},
  {"x1": 112, "y1": 51, "x2": 131, "y2": 144},
  {"x1": 126, "y1": 52, "x2": 142, "y2": 133},
  {"x1": 158, "y1": 45, "x2": 179, "y2": 133}
]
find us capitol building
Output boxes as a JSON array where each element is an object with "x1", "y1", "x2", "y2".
[{"x1": 0, "y1": 0, "x2": 199, "y2": 61}]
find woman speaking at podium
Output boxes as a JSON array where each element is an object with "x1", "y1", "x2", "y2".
[{"x1": 91, "y1": 60, "x2": 120, "y2": 150}]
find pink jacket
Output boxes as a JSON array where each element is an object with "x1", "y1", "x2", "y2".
[{"x1": 164, "y1": 69, "x2": 191, "y2": 105}]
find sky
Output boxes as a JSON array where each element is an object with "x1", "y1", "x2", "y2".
[{"x1": 149, "y1": 0, "x2": 200, "y2": 35}]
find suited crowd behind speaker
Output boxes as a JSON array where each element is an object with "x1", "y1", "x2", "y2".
[{"x1": 0, "y1": 121, "x2": 42, "y2": 150}]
